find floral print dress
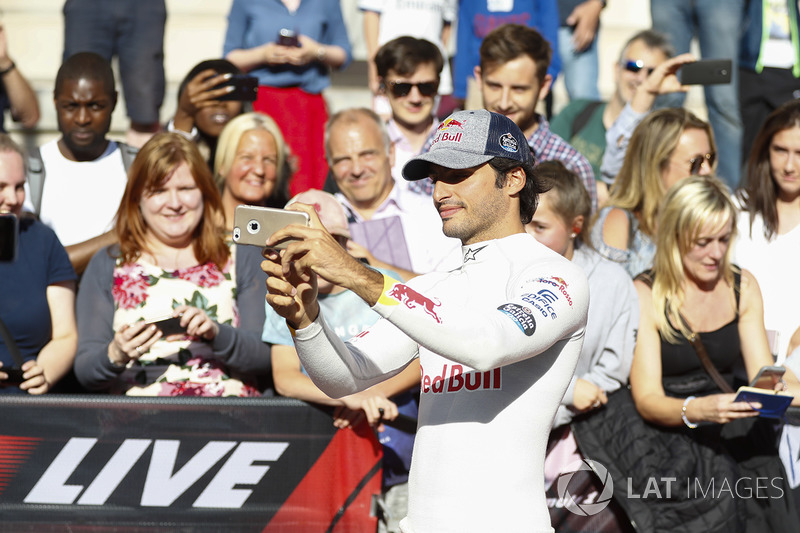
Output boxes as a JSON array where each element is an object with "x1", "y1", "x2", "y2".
[{"x1": 110, "y1": 248, "x2": 259, "y2": 397}]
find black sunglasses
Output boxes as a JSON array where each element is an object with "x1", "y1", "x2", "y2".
[
  {"x1": 622, "y1": 60, "x2": 656, "y2": 76},
  {"x1": 386, "y1": 80, "x2": 439, "y2": 98},
  {"x1": 689, "y1": 152, "x2": 716, "y2": 174}
]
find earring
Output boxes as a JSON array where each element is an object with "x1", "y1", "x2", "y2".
[{"x1": 570, "y1": 232, "x2": 577, "y2": 239}]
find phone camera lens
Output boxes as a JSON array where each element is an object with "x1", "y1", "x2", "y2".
[
  {"x1": 232, "y1": 228, "x2": 240, "y2": 240},
  {"x1": 247, "y1": 220, "x2": 260, "y2": 234}
]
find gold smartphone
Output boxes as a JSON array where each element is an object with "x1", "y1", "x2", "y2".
[{"x1": 232, "y1": 205, "x2": 310, "y2": 250}]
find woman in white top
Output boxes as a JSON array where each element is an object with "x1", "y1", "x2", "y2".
[{"x1": 736, "y1": 99, "x2": 800, "y2": 362}]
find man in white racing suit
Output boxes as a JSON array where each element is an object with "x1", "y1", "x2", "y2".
[{"x1": 262, "y1": 109, "x2": 590, "y2": 533}]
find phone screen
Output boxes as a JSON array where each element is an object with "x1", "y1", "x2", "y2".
[{"x1": 0, "y1": 213, "x2": 18, "y2": 262}]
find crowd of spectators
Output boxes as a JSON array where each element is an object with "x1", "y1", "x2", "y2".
[{"x1": 2, "y1": 1, "x2": 800, "y2": 531}]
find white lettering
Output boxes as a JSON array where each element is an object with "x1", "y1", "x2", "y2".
[
  {"x1": 78, "y1": 439, "x2": 152, "y2": 504},
  {"x1": 141, "y1": 440, "x2": 236, "y2": 506},
  {"x1": 194, "y1": 442, "x2": 289, "y2": 508},
  {"x1": 24, "y1": 438, "x2": 98, "y2": 504},
  {"x1": 642, "y1": 477, "x2": 662, "y2": 498},
  {"x1": 627, "y1": 478, "x2": 640, "y2": 498}
]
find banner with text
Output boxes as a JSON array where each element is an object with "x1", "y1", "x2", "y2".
[{"x1": 0, "y1": 395, "x2": 382, "y2": 532}]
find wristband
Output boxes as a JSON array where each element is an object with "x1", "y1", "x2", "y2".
[
  {"x1": 0, "y1": 61, "x2": 15, "y2": 76},
  {"x1": 682, "y1": 396, "x2": 698, "y2": 429}
]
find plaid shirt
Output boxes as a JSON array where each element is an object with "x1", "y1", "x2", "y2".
[
  {"x1": 527, "y1": 115, "x2": 598, "y2": 212},
  {"x1": 406, "y1": 125, "x2": 439, "y2": 196}
]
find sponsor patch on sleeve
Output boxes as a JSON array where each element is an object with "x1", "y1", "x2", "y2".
[{"x1": 497, "y1": 303, "x2": 536, "y2": 336}]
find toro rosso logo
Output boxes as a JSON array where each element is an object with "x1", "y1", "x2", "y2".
[
  {"x1": 432, "y1": 117, "x2": 465, "y2": 145},
  {"x1": 386, "y1": 284, "x2": 442, "y2": 323},
  {"x1": 533, "y1": 277, "x2": 573, "y2": 307}
]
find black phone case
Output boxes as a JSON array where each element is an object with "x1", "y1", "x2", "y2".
[
  {"x1": 2, "y1": 367, "x2": 25, "y2": 385},
  {"x1": 148, "y1": 316, "x2": 186, "y2": 336},
  {"x1": 680, "y1": 59, "x2": 732, "y2": 85},
  {"x1": 215, "y1": 75, "x2": 258, "y2": 102}
]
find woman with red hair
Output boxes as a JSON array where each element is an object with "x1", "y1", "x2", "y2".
[{"x1": 74, "y1": 133, "x2": 270, "y2": 396}]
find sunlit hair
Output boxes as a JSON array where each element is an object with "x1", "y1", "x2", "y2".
[
  {"x1": 115, "y1": 132, "x2": 229, "y2": 268},
  {"x1": 605, "y1": 108, "x2": 715, "y2": 238},
  {"x1": 479, "y1": 24, "x2": 551, "y2": 84},
  {"x1": 213, "y1": 112, "x2": 292, "y2": 208},
  {"x1": 739, "y1": 99, "x2": 800, "y2": 240},
  {"x1": 532, "y1": 161, "x2": 592, "y2": 246},
  {"x1": 324, "y1": 107, "x2": 391, "y2": 162},
  {"x1": 0, "y1": 133, "x2": 25, "y2": 171},
  {"x1": 650, "y1": 176, "x2": 737, "y2": 343}
]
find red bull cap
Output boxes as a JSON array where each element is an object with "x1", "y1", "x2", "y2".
[{"x1": 402, "y1": 109, "x2": 533, "y2": 181}]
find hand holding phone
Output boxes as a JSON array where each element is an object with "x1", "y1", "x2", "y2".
[{"x1": 233, "y1": 205, "x2": 311, "y2": 250}]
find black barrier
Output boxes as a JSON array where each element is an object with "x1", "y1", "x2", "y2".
[{"x1": 0, "y1": 395, "x2": 382, "y2": 532}]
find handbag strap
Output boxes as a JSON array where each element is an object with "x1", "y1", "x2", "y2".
[{"x1": 680, "y1": 317, "x2": 735, "y2": 394}]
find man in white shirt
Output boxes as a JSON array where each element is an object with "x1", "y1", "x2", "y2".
[
  {"x1": 262, "y1": 109, "x2": 590, "y2": 533},
  {"x1": 325, "y1": 107, "x2": 461, "y2": 278},
  {"x1": 24, "y1": 52, "x2": 134, "y2": 274}
]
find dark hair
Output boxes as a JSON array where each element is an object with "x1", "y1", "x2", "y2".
[
  {"x1": 55, "y1": 52, "x2": 115, "y2": 97},
  {"x1": 739, "y1": 99, "x2": 800, "y2": 240},
  {"x1": 618, "y1": 29, "x2": 675, "y2": 62},
  {"x1": 375, "y1": 36, "x2": 444, "y2": 78},
  {"x1": 488, "y1": 156, "x2": 542, "y2": 224},
  {"x1": 479, "y1": 24, "x2": 551, "y2": 84}
]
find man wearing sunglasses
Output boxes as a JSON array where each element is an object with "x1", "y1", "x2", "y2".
[
  {"x1": 374, "y1": 37, "x2": 444, "y2": 195},
  {"x1": 551, "y1": 30, "x2": 673, "y2": 205},
  {"x1": 475, "y1": 24, "x2": 598, "y2": 213}
]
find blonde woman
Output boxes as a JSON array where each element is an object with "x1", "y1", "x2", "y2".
[
  {"x1": 590, "y1": 108, "x2": 715, "y2": 277},
  {"x1": 214, "y1": 112, "x2": 292, "y2": 228},
  {"x1": 581, "y1": 176, "x2": 798, "y2": 531}
]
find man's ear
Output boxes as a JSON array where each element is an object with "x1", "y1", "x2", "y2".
[
  {"x1": 506, "y1": 166, "x2": 526, "y2": 197},
  {"x1": 473, "y1": 65, "x2": 483, "y2": 86},
  {"x1": 388, "y1": 141, "x2": 395, "y2": 167},
  {"x1": 537, "y1": 74, "x2": 553, "y2": 102},
  {"x1": 377, "y1": 78, "x2": 387, "y2": 95},
  {"x1": 111, "y1": 90, "x2": 119, "y2": 112}
]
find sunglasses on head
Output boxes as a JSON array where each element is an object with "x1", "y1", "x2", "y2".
[
  {"x1": 386, "y1": 80, "x2": 439, "y2": 98},
  {"x1": 622, "y1": 60, "x2": 656, "y2": 76},
  {"x1": 689, "y1": 152, "x2": 716, "y2": 174}
]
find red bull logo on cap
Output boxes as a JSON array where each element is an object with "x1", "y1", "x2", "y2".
[
  {"x1": 431, "y1": 117, "x2": 466, "y2": 146},
  {"x1": 385, "y1": 284, "x2": 442, "y2": 323},
  {"x1": 437, "y1": 117, "x2": 466, "y2": 131}
]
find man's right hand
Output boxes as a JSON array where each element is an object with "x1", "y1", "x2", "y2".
[{"x1": 266, "y1": 203, "x2": 385, "y2": 307}]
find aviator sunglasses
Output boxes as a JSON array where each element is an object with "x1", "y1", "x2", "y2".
[
  {"x1": 386, "y1": 80, "x2": 439, "y2": 98},
  {"x1": 622, "y1": 59, "x2": 656, "y2": 76},
  {"x1": 688, "y1": 152, "x2": 716, "y2": 175}
]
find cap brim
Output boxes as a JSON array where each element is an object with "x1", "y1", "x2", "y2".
[{"x1": 402, "y1": 150, "x2": 494, "y2": 181}]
